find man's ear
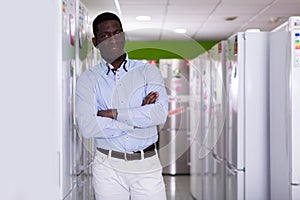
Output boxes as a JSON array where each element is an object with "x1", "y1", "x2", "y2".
[{"x1": 92, "y1": 37, "x2": 98, "y2": 47}]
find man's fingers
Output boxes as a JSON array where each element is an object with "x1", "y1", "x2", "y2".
[
  {"x1": 143, "y1": 91, "x2": 159, "y2": 105},
  {"x1": 146, "y1": 92, "x2": 158, "y2": 103}
]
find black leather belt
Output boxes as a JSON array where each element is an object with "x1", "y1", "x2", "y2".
[{"x1": 96, "y1": 143, "x2": 156, "y2": 161}]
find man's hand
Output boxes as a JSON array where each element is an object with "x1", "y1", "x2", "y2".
[
  {"x1": 142, "y1": 91, "x2": 159, "y2": 106},
  {"x1": 97, "y1": 91, "x2": 158, "y2": 119},
  {"x1": 97, "y1": 109, "x2": 118, "y2": 119}
]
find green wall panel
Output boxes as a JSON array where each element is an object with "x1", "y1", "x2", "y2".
[{"x1": 125, "y1": 41, "x2": 217, "y2": 60}]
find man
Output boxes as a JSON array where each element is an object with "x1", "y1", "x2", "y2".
[{"x1": 75, "y1": 12, "x2": 168, "y2": 200}]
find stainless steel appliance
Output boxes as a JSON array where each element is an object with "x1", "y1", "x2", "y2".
[{"x1": 158, "y1": 59, "x2": 190, "y2": 175}]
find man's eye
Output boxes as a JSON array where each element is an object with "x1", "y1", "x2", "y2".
[
  {"x1": 115, "y1": 31, "x2": 122, "y2": 35},
  {"x1": 100, "y1": 34, "x2": 110, "y2": 39}
]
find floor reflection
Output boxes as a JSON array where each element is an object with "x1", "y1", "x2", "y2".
[{"x1": 164, "y1": 175, "x2": 194, "y2": 200}]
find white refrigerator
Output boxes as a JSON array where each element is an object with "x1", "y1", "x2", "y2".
[
  {"x1": 209, "y1": 41, "x2": 227, "y2": 200},
  {"x1": 269, "y1": 16, "x2": 300, "y2": 200},
  {"x1": 61, "y1": 0, "x2": 96, "y2": 199},
  {"x1": 225, "y1": 31, "x2": 269, "y2": 200},
  {"x1": 189, "y1": 53, "x2": 204, "y2": 199},
  {"x1": 1, "y1": 0, "x2": 95, "y2": 199},
  {"x1": 189, "y1": 41, "x2": 227, "y2": 200}
]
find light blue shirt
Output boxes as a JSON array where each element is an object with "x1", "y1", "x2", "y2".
[{"x1": 75, "y1": 55, "x2": 168, "y2": 152}]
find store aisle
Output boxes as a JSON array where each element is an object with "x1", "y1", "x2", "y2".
[{"x1": 163, "y1": 175, "x2": 194, "y2": 200}]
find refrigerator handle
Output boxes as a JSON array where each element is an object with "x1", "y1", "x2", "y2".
[
  {"x1": 291, "y1": 183, "x2": 300, "y2": 186},
  {"x1": 72, "y1": 124, "x2": 78, "y2": 175},
  {"x1": 186, "y1": 106, "x2": 191, "y2": 166},
  {"x1": 212, "y1": 151, "x2": 225, "y2": 163},
  {"x1": 57, "y1": 151, "x2": 61, "y2": 188},
  {"x1": 226, "y1": 161, "x2": 238, "y2": 175},
  {"x1": 186, "y1": 106, "x2": 191, "y2": 134},
  {"x1": 226, "y1": 160, "x2": 245, "y2": 175},
  {"x1": 187, "y1": 137, "x2": 191, "y2": 166}
]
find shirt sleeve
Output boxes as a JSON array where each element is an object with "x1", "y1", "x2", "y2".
[
  {"x1": 117, "y1": 64, "x2": 168, "y2": 128},
  {"x1": 75, "y1": 70, "x2": 134, "y2": 139}
]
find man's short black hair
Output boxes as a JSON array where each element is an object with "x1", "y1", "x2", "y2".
[{"x1": 92, "y1": 12, "x2": 123, "y2": 37}]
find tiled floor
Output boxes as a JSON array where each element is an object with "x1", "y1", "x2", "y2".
[{"x1": 163, "y1": 175, "x2": 195, "y2": 200}]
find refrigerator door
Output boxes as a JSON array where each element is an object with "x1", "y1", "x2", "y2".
[
  {"x1": 158, "y1": 96, "x2": 190, "y2": 175},
  {"x1": 225, "y1": 35, "x2": 240, "y2": 200},
  {"x1": 210, "y1": 41, "x2": 227, "y2": 200},
  {"x1": 163, "y1": 98, "x2": 190, "y2": 131},
  {"x1": 189, "y1": 56, "x2": 203, "y2": 199},
  {"x1": 61, "y1": 0, "x2": 76, "y2": 198},
  {"x1": 160, "y1": 58, "x2": 190, "y2": 131},
  {"x1": 244, "y1": 31, "x2": 269, "y2": 200},
  {"x1": 270, "y1": 22, "x2": 292, "y2": 200},
  {"x1": 210, "y1": 41, "x2": 227, "y2": 160},
  {"x1": 290, "y1": 17, "x2": 300, "y2": 198},
  {"x1": 76, "y1": 0, "x2": 95, "y2": 179},
  {"x1": 292, "y1": 187, "x2": 300, "y2": 200},
  {"x1": 161, "y1": 59, "x2": 189, "y2": 95},
  {"x1": 226, "y1": 32, "x2": 269, "y2": 200},
  {"x1": 158, "y1": 59, "x2": 190, "y2": 175},
  {"x1": 200, "y1": 52, "x2": 213, "y2": 200},
  {"x1": 64, "y1": 3, "x2": 96, "y2": 199},
  {"x1": 189, "y1": 53, "x2": 212, "y2": 200},
  {"x1": 270, "y1": 16, "x2": 300, "y2": 200},
  {"x1": 159, "y1": 130, "x2": 190, "y2": 174}
]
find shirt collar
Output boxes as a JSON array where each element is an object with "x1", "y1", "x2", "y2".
[
  {"x1": 101, "y1": 54, "x2": 129, "y2": 75},
  {"x1": 100, "y1": 53, "x2": 129, "y2": 67}
]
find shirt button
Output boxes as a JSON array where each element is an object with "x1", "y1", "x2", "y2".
[
  {"x1": 126, "y1": 137, "x2": 129, "y2": 141},
  {"x1": 121, "y1": 101, "x2": 124, "y2": 104}
]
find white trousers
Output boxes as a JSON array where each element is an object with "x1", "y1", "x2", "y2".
[{"x1": 92, "y1": 150, "x2": 167, "y2": 200}]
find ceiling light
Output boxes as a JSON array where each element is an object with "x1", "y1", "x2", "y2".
[
  {"x1": 246, "y1": 29, "x2": 261, "y2": 32},
  {"x1": 114, "y1": 0, "x2": 122, "y2": 15},
  {"x1": 136, "y1": 16, "x2": 151, "y2": 21},
  {"x1": 174, "y1": 28, "x2": 187, "y2": 34}
]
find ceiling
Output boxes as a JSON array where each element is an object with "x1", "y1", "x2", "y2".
[{"x1": 81, "y1": 0, "x2": 300, "y2": 41}]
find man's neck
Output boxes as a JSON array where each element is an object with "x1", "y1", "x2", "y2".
[{"x1": 111, "y1": 54, "x2": 126, "y2": 70}]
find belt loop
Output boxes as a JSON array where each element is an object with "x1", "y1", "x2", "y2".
[
  {"x1": 108, "y1": 150, "x2": 112, "y2": 158},
  {"x1": 141, "y1": 150, "x2": 145, "y2": 159}
]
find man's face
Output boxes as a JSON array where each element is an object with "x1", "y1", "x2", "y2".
[{"x1": 93, "y1": 20, "x2": 125, "y2": 63}]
